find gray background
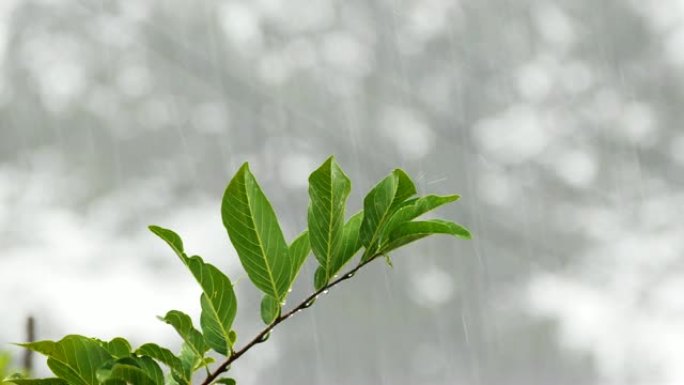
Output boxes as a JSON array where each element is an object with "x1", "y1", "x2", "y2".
[{"x1": 1, "y1": 0, "x2": 682, "y2": 384}]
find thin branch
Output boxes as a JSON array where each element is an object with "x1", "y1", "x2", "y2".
[
  {"x1": 200, "y1": 257, "x2": 378, "y2": 385},
  {"x1": 22, "y1": 316, "x2": 35, "y2": 374}
]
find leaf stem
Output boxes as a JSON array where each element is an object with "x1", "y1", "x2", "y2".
[{"x1": 200, "y1": 256, "x2": 378, "y2": 385}]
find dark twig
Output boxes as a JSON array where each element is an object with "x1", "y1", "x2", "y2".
[
  {"x1": 22, "y1": 316, "x2": 35, "y2": 374},
  {"x1": 200, "y1": 257, "x2": 377, "y2": 385}
]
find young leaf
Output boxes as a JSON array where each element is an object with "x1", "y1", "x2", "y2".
[
  {"x1": 190, "y1": 256, "x2": 237, "y2": 355},
  {"x1": 100, "y1": 338, "x2": 131, "y2": 359},
  {"x1": 150, "y1": 226, "x2": 237, "y2": 356},
  {"x1": 22, "y1": 335, "x2": 112, "y2": 385},
  {"x1": 288, "y1": 231, "x2": 311, "y2": 283},
  {"x1": 135, "y1": 344, "x2": 186, "y2": 383},
  {"x1": 381, "y1": 194, "x2": 460, "y2": 240},
  {"x1": 327, "y1": 211, "x2": 363, "y2": 278},
  {"x1": 97, "y1": 356, "x2": 163, "y2": 385},
  {"x1": 128, "y1": 356, "x2": 164, "y2": 385},
  {"x1": 360, "y1": 169, "x2": 416, "y2": 258},
  {"x1": 177, "y1": 344, "x2": 200, "y2": 380},
  {"x1": 260, "y1": 295, "x2": 280, "y2": 324},
  {"x1": 382, "y1": 219, "x2": 471, "y2": 253},
  {"x1": 221, "y1": 163, "x2": 291, "y2": 302},
  {"x1": 159, "y1": 311, "x2": 209, "y2": 358},
  {"x1": 307, "y1": 156, "x2": 352, "y2": 282},
  {"x1": 313, "y1": 266, "x2": 327, "y2": 291}
]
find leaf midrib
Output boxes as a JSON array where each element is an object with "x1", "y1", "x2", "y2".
[
  {"x1": 244, "y1": 176, "x2": 281, "y2": 302},
  {"x1": 325, "y1": 165, "x2": 335, "y2": 278},
  {"x1": 48, "y1": 356, "x2": 89, "y2": 385}
]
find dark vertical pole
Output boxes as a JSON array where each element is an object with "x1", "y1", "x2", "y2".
[{"x1": 22, "y1": 316, "x2": 34, "y2": 374}]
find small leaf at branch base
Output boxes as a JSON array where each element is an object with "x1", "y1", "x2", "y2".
[
  {"x1": 260, "y1": 295, "x2": 281, "y2": 324},
  {"x1": 313, "y1": 266, "x2": 328, "y2": 291},
  {"x1": 215, "y1": 379, "x2": 236, "y2": 385}
]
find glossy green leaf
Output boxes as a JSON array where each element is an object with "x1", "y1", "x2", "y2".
[
  {"x1": 382, "y1": 219, "x2": 471, "y2": 253},
  {"x1": 135, "y1": 344, "x2": 186, "y2": 383},
  {"x1": 360, "y1": 169, "x2": 416, "y2": 259},
  {"x1": 382, "y1": 194, "x2": 460, "y2": 241},
  {"x1": 177, "y1": 344, "x2": 199, "y2": 380},
  {"x1": 148, "y1": 226, "x2": 184, "y2": 258},
  {"x1": 313, "y1": 266, "x2": 327, "y2": 291},
  {"x1": 328, "y1": 211, "x2": 363, "y2": 277},
  {"x1": 191, "y1": 257, "x2": 237, "y2": 355},
  {"x1": 131, "y1": 356, "x2": 164, "y2": 385},
  {"x1": 100, "y1": 338, "x2": 131, "y2": 359},
  {"x1": 221, "y1": 163, "x2": 291, "y2": 302},
  {"x1": 103, "y1": 363, "x2": 158, "y2": 385},
  {"x1": 307, "y1": 156, "x2": 352, "y2": 281},
  {"x1": 16, "y1": 340, "x2": 55, "y2": 356},
  {"x1": 159, "y1": 310, "x2": 209, "y2": 358},
  {"x1": 150, "y1": 226, "x2": 237, "y2": 356},
  {"x1": 288, "y1": 231, "x2": 311, "y2": 283},
  {"x1": 21, "y1": 336, "x2": 111, "y2": 385},
  {"x1": 260, "y1": 295, "x2": 280, "y2": 324}
]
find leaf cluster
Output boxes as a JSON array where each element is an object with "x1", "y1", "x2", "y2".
[{"x1": 6, "y1": 156, "x2": 469, "y2": 385}]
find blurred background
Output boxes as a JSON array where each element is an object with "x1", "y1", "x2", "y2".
[{"x1": 0, "y1": 0, "x2": 682, "y2": 384}]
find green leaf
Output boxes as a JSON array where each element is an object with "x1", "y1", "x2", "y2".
[
  {"x1": 215, "y1": 379, "x2": 236, "y2": 385},
  {"x1": 307, "y1": 156, "x2": 352, "y2": 282},
  {"x1": 382, "y1": 194, "x2": 460, "y2": 240},
  {"x1": 148, "y1": 226, "x2": 184, "y2": 258},
  {"x1": 103, "y1": 363, "x2": 158, "y2": 385},
  {"x1": 135, "y1": 344, "x2": 186, "y2": 383},
  {"x1": 260, "y1": 295, "x2": 280, "y2": 324},
  {"x1": 131, "y1": 356, "x2": 164, "y2": 385},
  {"x1": 221, "y1": 162, "x2": 291, "y2": 302},
  {"x1": 100, "y1": 338, "x2": 131, "y2": 359},
  {"x1": 328, "y1": 211, "x2": 364, "y2": 277},
  {"x1": 159, "y1": 310, "x2": 209, "y2": 358},
  {"x1": 360, "y1": 169, "x2": 416, "y2": 259},
  {"x1": 21, "y1": 335, "x2": 112, "y2": 385},
  {"x1": 288, "y1": 231, "x2": 311, "y2": 283},
  {"x1": 4, "y1": 379, "x2": 67, "y2": 385},
  {"x1": 150, "y1": 226, "x2": 237, "y2": 356},
  {"x1": 382, "y1": 219, "x2": 471, "y2": 253},
  {"x1": 177, "y1": 344, "x2": 199, "y2": 380},
  {"x1": 16, "y1": 340, "x2": 56, "y2": 356},
  {"x1": 189, "y1": 257, "x2": 237, "y2": 355},
  {"x1": 313, "y1": 266, "x2": 327, "y2": 291}
]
